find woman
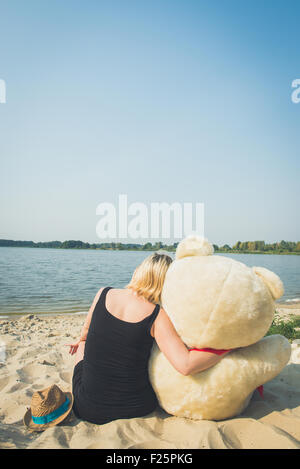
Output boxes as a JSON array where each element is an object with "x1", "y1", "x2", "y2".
[{"x1": 67, "y1": 252, "x2": 229, "y2": 425}]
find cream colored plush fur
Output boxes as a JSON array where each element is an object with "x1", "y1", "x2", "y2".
[{"x1": 149, "y1": 235, "x2": 291, "y2": 421}]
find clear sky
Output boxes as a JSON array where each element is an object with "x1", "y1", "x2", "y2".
[{"x1": 0, "y1": 0, "x2": 299, "y2": 245}]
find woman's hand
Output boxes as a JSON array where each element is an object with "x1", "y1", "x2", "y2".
[{"x1": 65, "y1": 339, "x2": 84, "y2": 355}]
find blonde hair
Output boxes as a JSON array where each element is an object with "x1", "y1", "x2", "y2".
[{"x1": 126, "y1": 252, "x2": 173, "y2": 304}]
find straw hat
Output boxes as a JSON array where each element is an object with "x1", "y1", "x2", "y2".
[{"x1": 23, "y1": 384, "x2": 73, "y2": 432}]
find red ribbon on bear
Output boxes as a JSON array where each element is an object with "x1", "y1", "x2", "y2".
[{"x1": 189, "y1": 347, "x2": 230, "y2": 355}]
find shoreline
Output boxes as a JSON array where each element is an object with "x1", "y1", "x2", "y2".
[
  {"x1": 276, "y1": 301, "x2": 300, "y2": 309},
  {"x1": 0, "y1": 311, "x2": 88, "y2": 321},
  {"x1": 1, "y1": 246, "x2": 300, "y2": 255},
  {"x1": 1, "y1": 301, "x2": 300, "y2": 321}
]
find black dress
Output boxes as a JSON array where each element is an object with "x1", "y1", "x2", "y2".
[{"x1": 72, "y1": 287, "x2": 160, "y2": 424}]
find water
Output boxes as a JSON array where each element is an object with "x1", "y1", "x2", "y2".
[{"x1": 0, "y1": 247, "x2": 299, "y2": 317}]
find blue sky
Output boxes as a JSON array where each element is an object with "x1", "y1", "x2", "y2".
[{"x1": 0, "y1": 0, "x2": 299, "y2": 245}]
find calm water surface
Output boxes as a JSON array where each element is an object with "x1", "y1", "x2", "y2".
[{"x1": 0, "y1": 247, "x2": 299, "y2": 317}]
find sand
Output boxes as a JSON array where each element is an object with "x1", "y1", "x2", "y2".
[{"x1": 0, "y1": 306, "x2": 300, "y2": 450}]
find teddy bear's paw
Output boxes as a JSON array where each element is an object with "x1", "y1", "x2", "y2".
[{"x1": 216, "y1": 334, "x2": 291, "y2": 419}]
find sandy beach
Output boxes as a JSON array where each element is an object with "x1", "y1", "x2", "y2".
[{"x1": 1, "y1": 305, "x2": 300, "y2": 450}]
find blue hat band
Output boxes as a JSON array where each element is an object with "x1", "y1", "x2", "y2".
[{"x1": 32, "y1": 397, "x2": 70, "y2": 425}]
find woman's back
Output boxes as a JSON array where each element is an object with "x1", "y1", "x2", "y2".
[
  {"x1": 104, "y1": 287, "x2": 160, "y2": 323},
  {"x1": 72, "y1": 287, "x2": 160, "y2": 424}
]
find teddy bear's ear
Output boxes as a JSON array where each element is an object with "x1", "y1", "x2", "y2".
[
  {"x1": 176, "y1": 235, "x2": 214, "y2": 260},
  {"x1": 252, "y1": 266, "x2": 284, "y2": 300}
]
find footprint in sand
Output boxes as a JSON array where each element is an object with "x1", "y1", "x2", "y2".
[
  {"x1": 16, "y1": 363, "x2": 56, "y2": 385},
  {"x1": 59, "y1": 371, "x2": 71, "y2": 384},
  {"x1": 0, "y1": 376, "x2": 10, "y2": 392},
  {"x1": 7, "y1": 381, "x2": 28, "y2": 393}
]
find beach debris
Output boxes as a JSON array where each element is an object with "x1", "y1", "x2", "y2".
[
  {"x1": 38, "y1": 359, "x2": 55, "y2": 366},
  {"x1": 290, "y1": 340, "x2": 300, "y2": 364},
  {"x1": 18, "y1": 314, "x2": 42, "y2": 322},
  {"x1": 0, "y1": 340, "x2": 6, "y2": 364}
]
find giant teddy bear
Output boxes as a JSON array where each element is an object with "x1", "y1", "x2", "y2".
[{"x1": 149, "y1": 235, "x2": 291, "y2": 421}]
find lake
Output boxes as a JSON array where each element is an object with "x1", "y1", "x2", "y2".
[{"x1": 0, "y1": 247, "x2": 299, "y2": 317}]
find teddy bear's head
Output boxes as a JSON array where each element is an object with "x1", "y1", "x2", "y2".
[{"x1": 161, "y1": 235, "x2": 284, "y2": 349}]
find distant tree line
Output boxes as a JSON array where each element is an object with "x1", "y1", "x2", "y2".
[
  {"x1": 0, "y1": 239, "x2": 177, "y2": 251},
  {"x1": 0, "y1": 239, "x2": 299, "y2": 254},
  {"x1": 214, "y1": 240, "x2": 300, "y2": 253}
]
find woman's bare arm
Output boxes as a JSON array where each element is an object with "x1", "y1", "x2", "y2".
[
  {"x1": 79, "y1": 287, "x2": 103, "y2": 341},
  {"x1": 152, "y1": 308, "x2": 230, "y2": 375}
]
